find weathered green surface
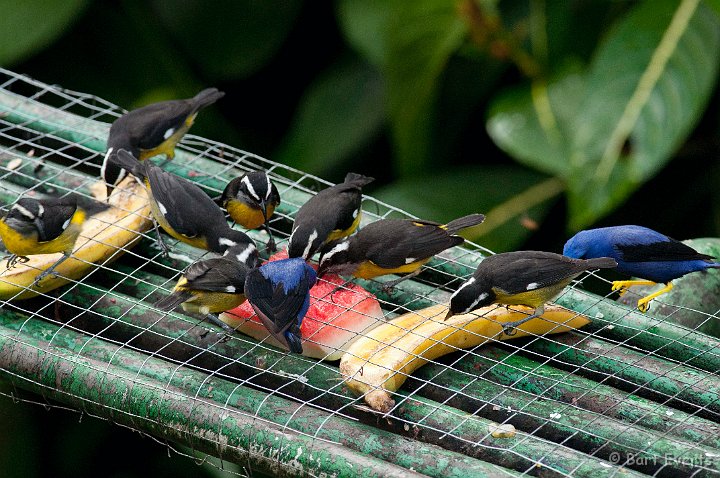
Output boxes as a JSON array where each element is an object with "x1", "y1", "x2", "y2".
[
  {"x1": 0, "y1": 312, "x2": 519, "y2": 478},
  {"x1": 0, "y1": 320, "x2": 426, "y2": 478},
  {"x1": 616, "y1": 238, "x2": 720, "y2": 338},
  {"x1": 437, "y1": 345, "x2": 720, "y2": 449},
  {"x1": 521, "y1": 333, "x2": 720, "y2": 418}
]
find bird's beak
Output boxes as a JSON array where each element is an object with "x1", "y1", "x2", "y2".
[
  {"x1": 444, "y1": 309, "x2": 455, "y2": 321},
  {"x1": 259, "y1": 200, "x2": 268, "y2": 221}
]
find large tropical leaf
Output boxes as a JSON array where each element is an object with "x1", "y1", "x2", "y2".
[
  {"x1": 373, "y1": 165, "x2": 561, "y2": 252},
  {"x1": 275, "y1": 59, "x2": 385, "y2": 177},
  {"x1": 0, "y1": 0, "x2": 88, "y2": 66}
]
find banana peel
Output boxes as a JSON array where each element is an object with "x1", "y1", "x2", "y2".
[
  {"x1": 340, "y1": 303, "x2": 590, "y2": 412},
  {"x1": 0, "y1": 178, "x2": 152, "y2": 300}
]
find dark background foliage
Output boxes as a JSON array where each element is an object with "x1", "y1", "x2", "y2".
[{"x1": 1, "y1": 1, "x2": 719, "y2": 476}]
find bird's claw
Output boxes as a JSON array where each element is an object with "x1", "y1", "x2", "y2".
[
  {"x1": 502, "y1": 325, "x2": 519, "y2": 336},
  {"x1": 637, "y1": 300, "x2": 651, "y2": 313},
  {"x1": 265, "y1": 238, "x2": 277, "y2": 254}
]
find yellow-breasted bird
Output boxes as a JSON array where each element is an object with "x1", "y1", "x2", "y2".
[
  {"x1": 0, "y1": 197, "x2": 86, "y2": 284},
  {"x1": 220, "y1": 171, "x2": 280, "y2": 253},
  {"x1": 288, "y1": 172, "x2": 374, "y2": 260},
  {"x1": 102, "y1": 88, "x2": 225, "y2": 198},
  {"x1": 317, "y1": 213, "x2": 486, "y2": 290},
  {"x1": 445, "y1": 251, "x2": 617, "y2": 334},
  {"x1": 154, "y1": 244, "x2": 251, "y2": 332},
  {"x1": 113, "y1": 149, "x2": 258, "y2": 265}
]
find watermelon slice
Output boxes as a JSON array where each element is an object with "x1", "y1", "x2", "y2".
[{"x1": 220, "y1": 249, "x2": 384, "y2": 361}]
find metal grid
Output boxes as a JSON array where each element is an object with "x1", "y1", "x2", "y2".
[{"x1": 0, "y1": 67, "x2": 718, "y2": 477}]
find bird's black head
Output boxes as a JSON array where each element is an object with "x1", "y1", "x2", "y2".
[
  {"x1": 210, "y1": 228, "x2": 259, "y2": 267},
  {"x1": 223, "y1": 172, "x2": 280, "y2": 212},
  {"x1": 446, "y1": 277, "x2": 494, "y2": 320},
  {"x1": 317, "y1": 239, "x2": 355, "y2": 277}
]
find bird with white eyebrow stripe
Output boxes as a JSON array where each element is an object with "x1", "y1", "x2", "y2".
[
  {"x1": 219, "y1": 171, "x2": 280, "y2": 253},
  {"x1": 101, "y1": 88, "x2": 224, "y2": 199},
  {"x1": 288, "y1": 172, "x2": 374, "y2": 260},
  {"x1": 445, "y1": 251, "x2": 616, "y2": 335},
  {"x1": 113, "y1": 149, "x2": 258, "y2": 266},
  {"x1": 0, "y1": 196, "x2": 86, "y2": 285},
  {"x1": 317, "y1": 213, "x2": 486, "y2": 291},
  {"x1": 154, "y1": 244, "x2": 251, "y2": 333}
]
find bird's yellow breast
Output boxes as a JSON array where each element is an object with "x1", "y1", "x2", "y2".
[
  {"x1": 148, "y1": 186, "x2": 209, "y2": 250},
  {"x1": 353, "y1": 257, "x2": 429, "y2": 280},
  {"x1": 139, "y1": 114, "x2": 196, "y2": 161},
  {"x1": 0, "y1": 209, "x2": 85, "y2": 257},
  {"x1": 327, "y1": 210, "x2": 362, "y2": 243},
  {"x1": 491, "y1": 280, "x2": 571, "y2": 308},
  {"x1": 226, "y1": 200, "x2": 274, "y2": 230},
  {"x1": 180, "y1": 291, "x2": 246, "y2": 315}
]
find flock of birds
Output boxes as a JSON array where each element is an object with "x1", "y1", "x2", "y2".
[{"x1": 1, "y1": 88, "x2": 719, "y2": 353}]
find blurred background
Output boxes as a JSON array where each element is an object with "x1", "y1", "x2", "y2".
[{"x1": 1, "y1": 0, "x2": 719, "y2": 476}]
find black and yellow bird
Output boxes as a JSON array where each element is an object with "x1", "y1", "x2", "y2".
[
  {"x1": 154, "y1": 244, "x2": 251, "y2": 332},
  {"x1": 317, "y1": 213, "x2": 486, "y2": 290},
  {"x1": 445, "y1": 251, "x2": 617, "y2": 334},
  {"x1": 288, "y1": 172, "x2": 374, "y2": 260},
  {"x1": 113, "y1": 149, "x2": 258, "y2": 265},
  {"x1": 102, "y1": 88, "x2": 225, "y2": 197},
  {"x1": 0, "y1": 197, "x2": 86, "y2": 284},
  {"x1": 220, "y1": 171, "x2": 280, "y2": 252}
]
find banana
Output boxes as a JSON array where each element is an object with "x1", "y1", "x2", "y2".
[
  {"x1": 340, "y1": 303, "x2": 591, "y2": 412},
  {"x1": 0, "y1": 178, "x2": 152, "y2": 300}
]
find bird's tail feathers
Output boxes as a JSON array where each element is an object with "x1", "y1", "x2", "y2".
[
  {"x1": 154, "y1": 291, "x2": 193, "y2": 311},
  {"x1": 583, "y1": 257, "x2": 618, "y2": 270},
  {"x1": 445, "y1": 213, "x2": 486, "y2": 234},
  {"x1": 192, "y1": 88, "x2": 225, "y2": 111},
  {"x1": 114, "y1": 149, "x2": 147, "y2": 180},
  {"x1": 343, "y1": 172, "x2": 374, "y2": 188}
]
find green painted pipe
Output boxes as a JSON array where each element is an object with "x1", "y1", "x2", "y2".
[
  {"x1": 0, "y1": 320, "x2": 431, "y2": 478},
  {"x1": 435, "y1": 345, "x2": 720, "y2": 450},
  {"x1": 0, "y1": 311, "x2": 519, "y2": 478},
  {"x1": 519, "y1": 333, "x2": 720, "y2": 418}
]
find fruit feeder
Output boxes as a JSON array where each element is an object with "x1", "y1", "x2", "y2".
[{"x1": 1, "y1": 68, "x2": 720, "y2": 477}]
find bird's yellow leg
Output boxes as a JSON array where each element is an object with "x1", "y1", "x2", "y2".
[
  {"x1": 636, "y1": 282, "x2": 673, "y2": 313},
  {"x1": 611, "y1": 279, "x2": 657, "y2": 296}
]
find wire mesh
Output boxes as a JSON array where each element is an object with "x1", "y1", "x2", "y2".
[{"x1": 0, "y1": 67, "x2": 719, "y2": 477}]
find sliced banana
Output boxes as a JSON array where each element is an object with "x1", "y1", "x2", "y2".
[
  {"x1": 340, "y1": 303, "x2": 591, "y2": 412},
  {"x1": 0, "y1": 178, "x2": 151, "y2": 300}
]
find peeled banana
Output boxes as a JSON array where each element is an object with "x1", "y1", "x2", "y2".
[
  {"x1": 340, "y1": 303, "x2": 590, "y2": 412},
  {"x1": 0, "y1": 178, "x2": 152, "y2": 300}
]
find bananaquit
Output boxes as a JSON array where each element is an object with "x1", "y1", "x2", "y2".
[
  {"x1": 113, "y1": 149, "x2": 257, "y2": 265},
  {"x1": 0, "y1": 197, "x2": 86, "y2": 284},
  {"x1": 102, "y1": 88, "x2": 224, "y2": 198},
  {"x1": 446, "y1": 250, "x2": 617, "y2": 334},
  {"x1": 220, "y1": 171, "x2": 280, "y2": 252},
  {"x1": 317, "y1": 213, "x2": 486, "y2": 290},
  {"x1": 288, "y1": 172, "x2": 374, "y2": 260},
  {"x1": 154, "y1": 244, "x2": 251, "y2": 332}
]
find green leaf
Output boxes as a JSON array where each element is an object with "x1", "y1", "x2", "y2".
[
  {"x1": 486, "y1": 70, "x2": 585, "y2": 177},
  {"x1": 704, "y1": 0, "x2": 720, "y2": 17},
  {"x1": 0, "y1": 0, "x2": 89, "y2": 65},
  {"x1": 336, "y1": 0, "x2": 391, "y2": 67},
  {"x1": 275, "y1": 59, "x2": 385, "y2": 177},
  {"x1": 152, "y1": 0, "x2": 302, "y2": 80},
  {"x1": 385, "y1": 0, "x2": 467, "y2": 175},
  {"x1": 567, "y1": 0, "x2": 720, "y2": 229},
  {"x1": 373, "y1": 166, "x2": 562, "y2": 252}
]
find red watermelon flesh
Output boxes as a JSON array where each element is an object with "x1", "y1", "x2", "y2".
[{"x1": 220, "y1": 250, "x2": 384, "y2": 361}]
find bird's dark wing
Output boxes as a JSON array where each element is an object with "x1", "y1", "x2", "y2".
[
  {"x1": 618, "y1": 238, "x2": 714, "y2": 262},
  {"x1": 297, "y1": 182, "x2": 363, "y2": 233},
  {"x1": 119, "y1": 100, "x2": 196, "y2": 150},
  {"x1": 245, "y1": 268, "x2": 308, "y2": 336},
  {"x1": 479, "y1": 252, "x2": 592, "y2": 295},
  {"x1": 183, "y1": 258, "x2": 248, "y2": 292},
  {"x1": 360, "y1": 220, "x2": 462, "y2": 268},
  {"x1": 147, "y1": 166, "x2": 226, "y2": 237}
]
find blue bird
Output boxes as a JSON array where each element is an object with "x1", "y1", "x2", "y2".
[
  {"x1": 563, "y1": 225, "x2": 720, "y2": 312},
  {"x1": 244, "y1": 257, "x2": 317, "y2": 354}
]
